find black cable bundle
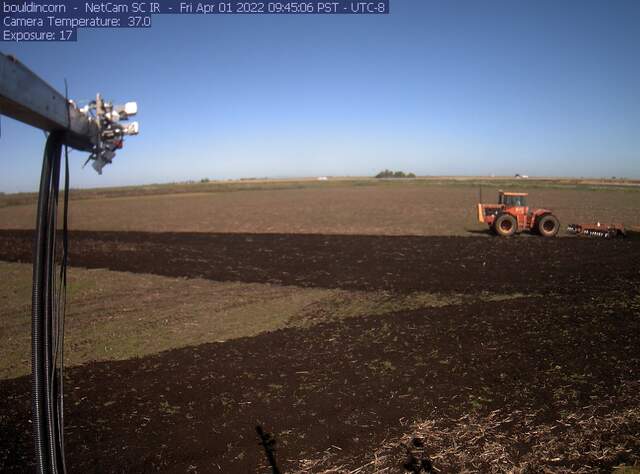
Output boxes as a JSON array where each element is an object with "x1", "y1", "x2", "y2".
[{"x1": 32, "y1": 131, "x2": 69, "y2": 474}]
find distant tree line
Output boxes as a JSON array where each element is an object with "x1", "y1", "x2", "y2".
[{"x1": 375, "y1": 169, "x2": 416, "y2": 179}]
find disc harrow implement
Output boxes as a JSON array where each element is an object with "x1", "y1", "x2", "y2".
[{"x1": 567, "y1": 223, "x2": 626, "y2": 239}]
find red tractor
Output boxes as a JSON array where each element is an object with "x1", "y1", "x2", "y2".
[{"x1": 477, "y1": 191, "x2": 560, "y2": 237}]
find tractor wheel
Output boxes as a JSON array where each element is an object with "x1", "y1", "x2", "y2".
[
  {"x1": 538, "y1": 214, "x2": 560, "y2": 238},
  {"x1": 494, "y1": 214, "x2": 517, "y2": 237}
]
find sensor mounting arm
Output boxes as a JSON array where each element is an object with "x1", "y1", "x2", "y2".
[{"x1": 0, "y1": 52, "x2": 139, "y2": 172}]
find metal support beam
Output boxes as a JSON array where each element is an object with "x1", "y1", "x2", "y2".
[{"x1": 0, "y1": 52, "x2": 98, "y2": 151}]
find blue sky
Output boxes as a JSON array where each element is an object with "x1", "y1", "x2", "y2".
[{"x1": 1, "y1": 0, "x2": 639, "y2": 192}]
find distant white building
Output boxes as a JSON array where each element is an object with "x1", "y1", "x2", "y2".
[{"x1": 317, "y1": 176, "x2": 328, "y2": 181}]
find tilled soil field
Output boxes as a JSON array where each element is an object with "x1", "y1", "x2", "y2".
[
  {"x1": 0, "y1": 229, "x2": 638, "y2": 295},
  {"x1": 2, "y1": 183, "x2": 639, "y2": 236},
  {"x1": 1, "y1": 230, "x2": 639, "y2": 473}
]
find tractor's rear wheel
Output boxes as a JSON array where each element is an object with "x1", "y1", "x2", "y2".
[
  {"x1": 538, "y1": 214, "x2": 560, "y2": 237},
  {"x1": 494, "y1": 214, "x2": 517, "y2": 237}
]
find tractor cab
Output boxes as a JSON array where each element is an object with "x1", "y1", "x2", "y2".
[
  {"x1": 498, "y1": 191, "x2": 528, "y2": 208},
  {"x1": 498, "y1": 191, "x2": 529, "y2": 229}
]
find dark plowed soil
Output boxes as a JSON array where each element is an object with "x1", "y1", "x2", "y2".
[
  {"x1": 1, "y1": 230, "x2": 639, "y2": 472},
  {"x1": 0, "y1": 229, "x2": 638, "y2": 294},
  {"x1": 1, "y1": 294, "x2": 639, "y2": 472}
]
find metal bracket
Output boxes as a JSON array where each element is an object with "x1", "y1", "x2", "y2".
[{"x1": 0, "y1": 52, "x2": 139, "y2": 172}]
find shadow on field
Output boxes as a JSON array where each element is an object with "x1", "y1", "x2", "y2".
[{"x1": 464, "y1": 228, "x2": 493, "y2": 236}]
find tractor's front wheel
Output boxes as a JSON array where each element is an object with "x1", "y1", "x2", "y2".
[
  {"x1": 494, "y1": 214, "x2": 517, "y2": 237},
  {"x1": 538, "y1": 214, "x2": 560, "y2": 238}
]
